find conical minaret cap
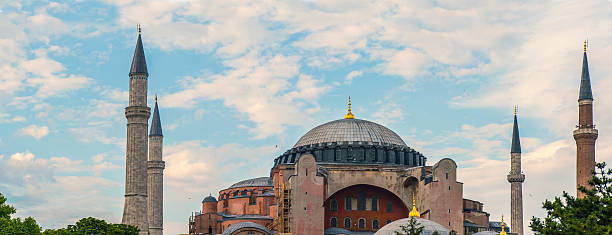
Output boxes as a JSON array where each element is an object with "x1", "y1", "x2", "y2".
[
  {"x1": 129, "y1": 27, "x2": 148, "y2": 76},
  {"x1": 579, "y1": 41, "x2": 593, "y2": 101},
  {"x1": 150, "y1": 97, "x2": 163, "y2": 137},
  {"x1": 511, "y1": 107, "x2": 521, "y2": 153}
]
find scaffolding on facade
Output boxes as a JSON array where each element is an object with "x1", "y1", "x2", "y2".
[{"x1": 277, "y1": 181, "x2": 291, "y2": 233}]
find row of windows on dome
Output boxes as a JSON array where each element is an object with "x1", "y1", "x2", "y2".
[
  {"x1": 329, "y1": 217, "x2": 390, "y2": 230},
  {"x1": 274, "y1": 144, "x2": 426, "y2": 166},
  {"x1": 328, "y1": 196, "x2": 392, "y2": 212}
]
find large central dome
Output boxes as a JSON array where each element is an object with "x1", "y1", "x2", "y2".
[{"x1": 294, "y1": 119, "x2": 407, "y2": 148}]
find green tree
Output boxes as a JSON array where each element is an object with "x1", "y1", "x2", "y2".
[
  {"x1": 0, "y1": 192, "x2": 42, "y2": 235},
  {"x1": 43, "y1": 217, "x2": 139, "y2": 235},
  {"x1": 394, "y1": 217, "x2": 424, "y2": 235},
  {"x1": 530, "y1": 162, "x2": 612, "y2": 234}
]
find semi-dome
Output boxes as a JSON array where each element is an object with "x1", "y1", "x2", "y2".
[
  {"x1": 375, "y1": 217, "x2": 450, "y2": 235},
  {"x1": 294, "y1": 119, "x2": 407, "y2": 148},
  {"x1": 228, "y1": 177, "x2": 273, "y2": 189}
]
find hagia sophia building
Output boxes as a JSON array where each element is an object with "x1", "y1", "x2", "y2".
[{"x1": 119, "y1": 28, "x2": 597, "y2": 235}]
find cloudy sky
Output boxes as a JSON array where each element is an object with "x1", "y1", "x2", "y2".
[{"x1": 1, "y1": 0, "x2": 611, "y2": 234}]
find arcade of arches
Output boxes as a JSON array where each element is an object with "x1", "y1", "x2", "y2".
[{"x1": 324, "y1": 184, "x2": 409, "y2": 232}]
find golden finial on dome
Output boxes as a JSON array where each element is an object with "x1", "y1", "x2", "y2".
[
  {"x1": 344, "y1": 96, "x2": 355, "y2": 119},
  {"x1": 500, "y1": 215, "x2": 507, "y2": 235},
  {"x1": 138, "y1": 24, "x2": 141, "y2": 35},
  {"x1": 155, "y1": 94, "x2": 158, "y2": 102},
  {"x1": 584, "y1": 40, "x2": 587, "y2": 53},
  {"x1": 408, "y1": 192, "x2": 420, "y2": 217}
]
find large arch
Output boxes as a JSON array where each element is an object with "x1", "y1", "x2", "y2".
[
  {"x1": 323, "y1": 184, "x2": 410, "y2": 232},
  {"x1": 323, "y1": 166, "x2": 423, "y2": 208}
]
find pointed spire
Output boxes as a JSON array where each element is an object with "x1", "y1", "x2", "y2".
[
  {"x1": 511, "y1": 106, "x2": 521, "y2": 153},
  {"x1": 579, "y1": 40, "x2": 593, "y2": 100},
  {"x1": 150, "y1": 97, "x2": 163, "y2": 137},
  {"x1": 130, "y1": 25, "x2": 148, "y2": 76},
  {"x1": 500, "y1": 215, "x2": 507, "y2": 235},
  {"x1": 408, "y1": 192, "x2": 420, "y2": 217},
  {"x1": 344, "y1": 96, "x2": 355, "y2": 119}
]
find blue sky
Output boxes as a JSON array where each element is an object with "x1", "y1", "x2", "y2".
[{"x1": 1, "y1": 0, "x2": 612, "y2": 234}]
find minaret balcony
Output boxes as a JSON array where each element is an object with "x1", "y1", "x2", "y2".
[
  {"x1": 573, "y1": 128, "x2": 598, "y2": 140},
  {"x1": 507, "y1": 174, "x2": 525, "y2": 183}
]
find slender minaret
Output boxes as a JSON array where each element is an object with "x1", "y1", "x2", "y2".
[
  {"x1": 507, "y1": 107, "x2": 524, "y2": 235},
  {"x1": 123, "y1": 25, "x2": 150, "y2": 235},
  {"x1": 148, "y1": 96, "x2": 165, "y2": 235},
  {"x1": 573, "y1": 41, "x2": 598, "y2": 198}
]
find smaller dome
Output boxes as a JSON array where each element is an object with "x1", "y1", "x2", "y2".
[
  {"x1": 222, "y1": 222, "x2": 272, "y2": 235},
  {"x1": 375, "y1": 217, "x2": 450, "y2": 235},
  {"x1": 228, "y1": 177, "x2": 272, "y2": 189},
  {"x1": 202, "y1": 195, "x2": 217, "y2": 203}
]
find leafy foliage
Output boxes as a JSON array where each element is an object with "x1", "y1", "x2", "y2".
[
  {"x1": 0, "y1": 192, "x2": 42, "y2": 234},
  {"x1": 394, "y1": 217, "x2": 424, "y2": 235},
  {"x1": 42, "y1": 217, "x2": 139, "y2": 235},
  {"x1": 530, "y1": 162, "x2": 612, "y2": 234},
  {"x1": 0, "y1": 193, "x2": 138, "y2": 235}
]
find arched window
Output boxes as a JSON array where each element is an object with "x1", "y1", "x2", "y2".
[
  {"x1": 371, "y1": 196, "x2": 378, "y2": 211},
  {"x1": 358, "y1": 218, "x2": 365, "y2": 229},
  {"x1": 330, "y1": 217, "x2": 337, "y2": 227},
  {"x1": 372, "y1": 219, "x2": 380, "y2": 229},
  {"x1": 330, "y1": 199, "x2": 338, "y2": 212},
  {"x1": 386, "y1": 201, "x2": 392, "y2": 212},
  {"x1": 344, "y1": 217, "x2": 351, "y2": 229},
  {"x1": 386, "y1": 219, "x2": 392, "y2": 225},
  {"x1": 208, "y1": 226, "x2": 212, "y2": 234},
  {"x1": 357, "y1": 191, "x2": 366, "y2": 210},
  {"x1": 345, "y1": 196, "x2": 352, "y2": 210}
]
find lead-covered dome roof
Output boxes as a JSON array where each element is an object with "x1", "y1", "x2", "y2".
[
  {"x1": 274, "y1": 118, "x2": 426, "y2": 168},
  {"x1": 294, "y1": 119, "x2": 406, "y2": 147},
  {"x1": 228, "y1": 177, "x2": 272, "y2": 189}
]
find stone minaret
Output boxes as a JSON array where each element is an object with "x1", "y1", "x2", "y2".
[
  {"x1": 573, "y1": 41, "x2": 598, "y2": 198},
  {"x1": 122, "y1": 26, "x2": 150, "y2": 235},
  {"x1": 507, "y1": 107, "x2": 524, "y2": 235},
  {"x1": 148, "y1": 97, "x2": 165, "y2": 235}
]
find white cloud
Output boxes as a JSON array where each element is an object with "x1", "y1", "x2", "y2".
[
  {"x1": 345, "y1": 70, "x2": 362, "y2": 84},
  {"x1": 16, "y1": 125, "x2": 49, "y2": 140},
  {"x1": 0, "y1": 151, "x2": 123, "y2": 228},
  {"x1": 164, "y1": 52, "x2": 330, "y2": 138}
]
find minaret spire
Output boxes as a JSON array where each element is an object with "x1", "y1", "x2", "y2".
[
  {"x1": 511, "y1": 106, "x2": 521, "y2": 153},
  {"x1": 123, "y1": 28, "x2": 151, "y2": 235},
  {"x1": 148, "y1": 97, "x2": 165, "y2": 235},
  {"x1": 574, "y1": 41, "x2": 598, "y2": 198},
  {"x1": 130, "y1": 26, "x2": 148, "y2": 77},
  {"x1": 579, "y1": 40, "x2": 593, "y2": 101},
  {"x1": 507, "y1": 107, "x2": 525, "y2": 235}
]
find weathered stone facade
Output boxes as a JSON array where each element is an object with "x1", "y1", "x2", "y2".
[{"x1": 507, "y1": 153, "x2": 524, "y2": 235}]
